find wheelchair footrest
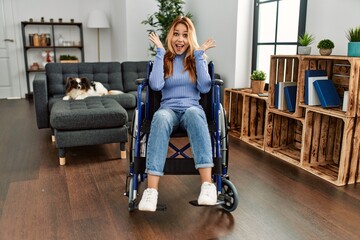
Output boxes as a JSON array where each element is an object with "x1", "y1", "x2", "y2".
[
  {"x1": 156, "y1": 204, "x2": 167, "y2": 211},
  {"x1": 132, "y1": 203, "x2": 167, "y2": 211},
  {"x1": 188, "y1": 199, "x2": 224, "y2": 207}
]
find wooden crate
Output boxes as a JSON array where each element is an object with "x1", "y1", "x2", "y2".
[
  {"x1": 224, "y1": 88, "x2": 244, "y2": 138},
  {"x1": 241, "y1": 91, "x2": 267, "y2": 150},
  {"x1": 264, "y1": 112, "x2": 304, "y2": 166},
  {"x1": 301, "y1": 110, "x2": 355, "y2": 186},
  {"x1": 299, "y1": 56, "x2": 360, "y2": 118},
  {"x1": 224, "y1": 88, "x2": 267, "y2": 149},
  {"x1": 349, "y1": 116, "x2": 360, "y2": 184},
  {"x1": 268, "y1": 55, "x2": 303, "y2": 117}
]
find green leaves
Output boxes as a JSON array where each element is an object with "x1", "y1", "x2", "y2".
[
  {"x1": 317, "y1": 39, "x2": 335, "y2": 49},
  {"x1": 250, "y1": 70, "x2": 266, "y2": 81},
  {"x1": 346, "y1": 26, "x2": 360, "y2": 42},
  {"x1": 298, "y1": 32, "x2": 315, "y2": 46}
]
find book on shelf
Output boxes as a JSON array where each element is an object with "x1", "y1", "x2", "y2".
[
  {"x1": 304, "y1": 70, "x2": 327, "y2": 105},
  {"x1": 275, "y1": 81, "x2": 297, "y2": 111},
  {"x1": 313, "y1": 79, "x2": 340, "y2": 108},
  {"x1": 342, "y1": 90, "x2": 349, "y2": 112},
  {"x1": 284, "y1": 85, "x2": 297, "y2": 112}
]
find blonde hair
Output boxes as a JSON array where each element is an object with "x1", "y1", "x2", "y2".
[{"x1": 164, "y1": 16, "x2": 199, "y2": 83}]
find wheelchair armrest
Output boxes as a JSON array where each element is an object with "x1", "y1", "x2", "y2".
[
  {"x1": 135, "y1": 78, "x2": 148, "y2": 85},
  {"x1": 213, "y1": 78, "x2": 223, "y2": 86}
]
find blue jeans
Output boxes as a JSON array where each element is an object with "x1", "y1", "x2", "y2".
[{"x1": 146, "y1": 106, "x2": 214, "y2": 176}]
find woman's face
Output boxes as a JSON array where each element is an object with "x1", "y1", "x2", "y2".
[{"x1": 171, "y1": 23, "x2": 189, "y2": 55}]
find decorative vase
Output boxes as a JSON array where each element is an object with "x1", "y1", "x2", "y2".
[
  {"x1": 58, "y1": 34, "x2": 64, "y2": 46},
  {"x1": 297, "y1": 46, "x2": 311, "y2": 55},
  {"x1": 319, "y1": 48, "x2": 332, "y2": 56},
  {"x1": 348, "y1": 42, "x2": 360, "y2": 57},
  {"x1": 251, "y1": 80, "x2": 265, "y2": 94}
]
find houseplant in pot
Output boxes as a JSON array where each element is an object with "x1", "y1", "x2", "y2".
[
  {"x1": 346, "y1": 26, "x2": 360, "y2": 57},
  {"x1": 59, "y1": 55, "x2": 79, "y2": 63},
  {"x1": 250, "y1": 70, "x2": 266, "y2": 94},
  {"x1": 317, "y1": 39, "x2": 334, "y2": 56},
  {"x1": 298, "y1": 32, "x2": 315, "y2": 55}
]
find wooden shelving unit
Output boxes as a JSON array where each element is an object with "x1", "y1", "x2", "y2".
[
  {"x1": 21, "y1": 21, "x2": 84, "y2": 98},
  {"x1": 225, "y1": 55, "x2": 360, "y2": 186},
  {"x1": 224, "y1": 88, "x2": 267, "y2": 150},
  {"x1": 264, "y1": 112, "x2": 304, "y2": 166}
]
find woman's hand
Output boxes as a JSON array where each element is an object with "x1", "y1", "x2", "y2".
[
  {"x1": 148, "y1": 32, "x2": 164, "y2": 49},
  {"x1": 199, "y1": 38, "x2": 216, "y2": 52}
]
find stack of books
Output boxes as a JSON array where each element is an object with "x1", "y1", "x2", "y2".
[
  {"x1": 304, "y1": 70, "x2": 340, "y2": 108},
  {"x1": 274, "y1": 82, "x2": 297, "y2": 112}
]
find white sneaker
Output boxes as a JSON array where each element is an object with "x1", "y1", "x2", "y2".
[
  {"x1": 198, "y1": 182, "x2": 217, "y2": 205},
  {"x1": 138, "y1": 188, "x2": 158, "y2": 212}
]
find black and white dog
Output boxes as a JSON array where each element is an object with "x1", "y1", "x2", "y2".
[{"x1": 63, "y1": 77, "x2": 121, "y2": 100}]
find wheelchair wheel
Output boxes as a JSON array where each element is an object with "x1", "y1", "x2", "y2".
[
  {"x1": 220, "y1": 179, "x2": 238, "y2": 212},
  {"x1": 219, "y1": 104, "x2": 229, "y2": 167},
  {"x1": 127, "y1": 109, "x2": 140, "y2": 210},
  {"x1": 129, "y1": 105, "x2": 147, "y2": 163},
  {"x1": 127, "y1": 176, "x2": 136, "y2": 211},
  {"x1": 127, "y1": 106, "x2": 147, "y2": 211}
]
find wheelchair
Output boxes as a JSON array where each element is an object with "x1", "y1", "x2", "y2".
[{"x1": 124, "y1": 61, "x2": 238, "y2": 212}]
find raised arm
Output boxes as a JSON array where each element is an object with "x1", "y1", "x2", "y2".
[
  {"x1": 195, "y1": 38, "x2": 216, "y2": 93},
  {"x1": 148, "y1": 32, "x2": 166, "y2": 91}
]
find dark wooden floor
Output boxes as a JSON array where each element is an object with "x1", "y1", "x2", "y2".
[{"x1": 0, "y1": 99, "x2": 360, "y2": 240}]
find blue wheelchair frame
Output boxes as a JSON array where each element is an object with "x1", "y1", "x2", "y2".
[{"x1": 125, "y1": 61, "x2": 238, "y2": 212}]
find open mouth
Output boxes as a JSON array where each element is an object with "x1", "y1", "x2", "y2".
[{"x1": 175, "y1": 44, "x2": 184, "y2": 53}]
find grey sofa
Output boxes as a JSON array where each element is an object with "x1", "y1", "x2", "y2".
[{"x1": 33, "y1": 61, "x2": 148, "y2": 165}]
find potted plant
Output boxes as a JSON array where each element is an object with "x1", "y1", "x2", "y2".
[
  {"x1": 59, "y1": 55, "x2": 79, "y2": 63},
  {"x1": 250, "y1": 70, "x2": 266, "y2": 94},
  {"x1": 346, "y1": 26, "x2": 360, "y2": 57},
  {"x1": 141, "y1": 0, "x2": 192, "y2": 56},
  {"x1": 298, "y1": 32, "x2": 315, "y2": 55},
  {"x1": 317, "y1": 39, "x2": 335, "y2": 56}
]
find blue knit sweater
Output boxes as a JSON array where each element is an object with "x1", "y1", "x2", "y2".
[{"x1": 149, "y1": 48, "x2": 212, "y2": 111}]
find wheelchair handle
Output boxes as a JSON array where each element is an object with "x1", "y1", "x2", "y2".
[
  {"x1": 135, "y1": 78, "x2": 148, "y2": 85},
  {"x1": 213, "y1": 78, "x2": 223, "y2": 86}
]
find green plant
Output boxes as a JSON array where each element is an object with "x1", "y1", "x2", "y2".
[
  {"x1": 346, "y1": 26, "x2": 360, "y2": 42},
  {"x1": 250, "y1": 70, "x2": 266, "y2": 81},
  {"x1": 141, "y1": 0, "x2": 193, "y2": 55},
  {"x1": 317, "y1": 39, "x2": 335, "y2": 49},
  {"x1": 298, "y1": 32, "x2": 315, "y2": 46},
  {"x1": 59, "y1": 55, "x2": 78, "y2": 60}
]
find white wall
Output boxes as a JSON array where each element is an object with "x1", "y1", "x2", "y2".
[
  {"x1": 306, "y1": 0, "x2": 360, "y2": 55},
  {"x1": 235, "y1": 1, "x2": 254, "y2": 88},
  {"x1": 110, "y1": 0, "x2": 127, "y2": 62},
  {"x1": 185, "y1": 0, "x2": 245, "y2": 88}
]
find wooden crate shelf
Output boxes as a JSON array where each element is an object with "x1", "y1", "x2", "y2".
[
  {"x1": 298, "y1": 56, "x2": 360, "y2": 118},
  {"x1": 264, "y1": 112, "x2": 304, "y2": 166},
  {"x1": 226, "y1": 55, "x2": 360, "y2": 186},
  {"x1": 349, "y1": 116, "x2": 360, "y2": 184},
  {"x1": 224, "y1": 88, "x2": 267, "y2": 150},
  {"x1": 268, "y1": 55, "x2": 304, "y2": 118},
  {"x1": 224, "y1": 88, "x2": 243, "y2": 139},
  {"x1": 301, "y1": 110, "x2": 355, "y2": 186}
]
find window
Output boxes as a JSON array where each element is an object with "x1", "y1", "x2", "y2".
[{"x1": 252, "y1": 0, "x2": 307, "y2": 81}]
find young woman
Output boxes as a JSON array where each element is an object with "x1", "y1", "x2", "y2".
[{"x1": 138, "y1": 16, "x2": 216, "y2": 212}]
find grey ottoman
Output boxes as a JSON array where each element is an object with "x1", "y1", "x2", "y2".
[{"x1": 50, "y1": 97, "x2": 128, "y2": 165}]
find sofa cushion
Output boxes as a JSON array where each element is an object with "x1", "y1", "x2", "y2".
[
  {"x1": 104, "y1": 92, "x2": 136, "y2": 109},
  {"x1": 46, "y1": 62, "x2": 123, "y2": 97},
  {"x1": 50, "y1": 98, "x2": 127, "y2": 130},
  {"x1": 121, "y1": 61, "x2": 148, "y2": 92}
]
